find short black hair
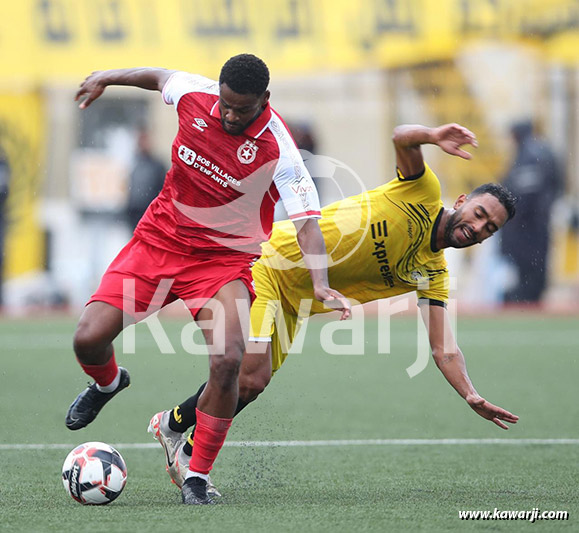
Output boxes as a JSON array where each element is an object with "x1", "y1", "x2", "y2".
[
  {"x1": 468, "y1": 183, "x2": 517, "y2": 221},
  {"x1": 219, "y1": 54, "x2": 270, "y2": 96}
]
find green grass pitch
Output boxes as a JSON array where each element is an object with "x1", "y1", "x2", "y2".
[{"x1": 0, "y1": 313, "x2": 578, "y2": 532}]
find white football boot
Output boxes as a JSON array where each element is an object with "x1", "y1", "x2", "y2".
[{"x1": 147, "y1": 411, "x2": 187, "y2": 484}]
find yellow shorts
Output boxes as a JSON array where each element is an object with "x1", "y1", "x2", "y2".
[{"x1": 249, "y1": 262, "x2": 303, "y2": 374}]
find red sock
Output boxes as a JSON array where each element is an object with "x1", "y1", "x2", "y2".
[
  {"x1": 189, "y1": 408, "x2": 232, "y2": 475},
  {"x1": 78, "y1": 353, "x2": 118, "y2": 387}
]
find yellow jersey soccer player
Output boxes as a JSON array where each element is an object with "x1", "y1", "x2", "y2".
[
  {"x1": 250, "y1": 161, "x2": 450, "y2": 375},
  {"x1": 154, "y1": 123, "x2": 519, "y2": 489}
]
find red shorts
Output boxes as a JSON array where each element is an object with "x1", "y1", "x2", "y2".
[{"x1": 89, "y1": 237, "x2": 256, "y2": 319}]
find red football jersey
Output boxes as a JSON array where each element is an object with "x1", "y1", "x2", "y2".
[{"x1": 134, "y1": 72, "x2": 321, "y2": 256}]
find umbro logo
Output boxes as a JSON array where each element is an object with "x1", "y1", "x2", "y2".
[{"x1": 192, "y1": 118, "x2": 208, "y2": 132}]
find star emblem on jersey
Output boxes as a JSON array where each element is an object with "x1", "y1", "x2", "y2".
[{"x1": 237, "y1": 140, "x2": 258, "y2": 164}]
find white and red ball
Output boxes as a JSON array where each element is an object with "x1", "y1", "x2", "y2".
[{"x1": 62, "y1": 442, "x2": 127, "y2": 505}]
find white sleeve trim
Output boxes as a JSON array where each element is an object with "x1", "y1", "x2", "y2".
[
  {"x1": 289, "y1": 212, "x2": 322, "y2": 221},
  {"x1": 248, "y1": 336, "x2": 272, "y2": 343}
]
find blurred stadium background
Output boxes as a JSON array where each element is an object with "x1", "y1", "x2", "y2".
[{"x1": 0, "y1": 0, "x2": 578, "y2": 312}]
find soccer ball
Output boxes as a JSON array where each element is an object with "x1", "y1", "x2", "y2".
[{"x1": 62, "y1": 442, "x2": 127, "y2": 505}]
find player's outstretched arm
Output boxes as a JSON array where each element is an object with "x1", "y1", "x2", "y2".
[
  {"x1": 419, "y1": 303, "x2": 519, "y2": 430},
  {"x1": 75, "y1": 68, "x2": 176, "y2": 109},
  {"x1": 294, "y1": 218, "x2": 351, "y2": 320},
  {"x1": 392, "y1": 123, "x2": 478, "y2": 178}
]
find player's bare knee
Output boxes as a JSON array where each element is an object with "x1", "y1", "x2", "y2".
[
  {"x1": 239, "y1": 371, "x2": 270, "y2": 403},
  {"x1": 73, "y1": 323, "x2": 93, "y2": 357},
  {"x1": 208, "y1": 353, "x2": 242, "y2": 390},
  {"x1": 73, "y1": 322, "x2": 108, "y2": 361}
]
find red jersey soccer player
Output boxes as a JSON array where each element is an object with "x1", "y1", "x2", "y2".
[{"x1": 66, "y1": 54, "x2": 350, "y2": 505}]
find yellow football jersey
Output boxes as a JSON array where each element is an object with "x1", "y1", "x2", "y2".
[{"x1": 258, "y1": 163, "x2": 449, "y2": 316}]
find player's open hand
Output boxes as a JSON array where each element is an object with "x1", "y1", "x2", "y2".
[
  {"x1": 315, "y1": 287, "x2": 351, "y2": 320},
  {"x1": 75, "y1": 71, "x2": 108, "y2": 109},
  {"x1": 466, "y1": 394, "x2": 519, "y2": 430},
  {"x1": 433, "y1": 123, "x2": 478, "y2": 160}
]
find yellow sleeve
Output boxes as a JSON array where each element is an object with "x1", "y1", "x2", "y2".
[
  {"x1": 416, "y1": 269, "x2": 449, "y2": 305},
  {"x1": 388, "y1": 163, "x2": 442, "y2": 205}
]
